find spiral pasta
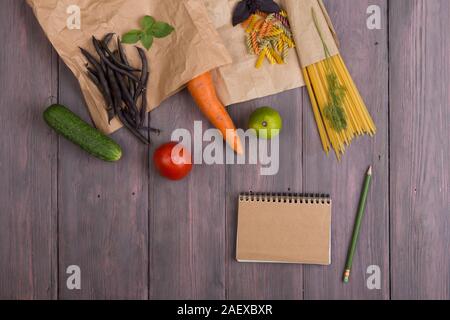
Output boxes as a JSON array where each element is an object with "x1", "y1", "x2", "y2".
[{"x1": 242, "y1": 10, "x2": 295, "y2": 69}]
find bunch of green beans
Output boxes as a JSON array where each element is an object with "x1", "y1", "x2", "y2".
[{"x1": 80, "y1": 33, "x2": 159, "y2": 144}]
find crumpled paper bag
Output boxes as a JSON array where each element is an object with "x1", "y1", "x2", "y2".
[
  {"x1": 204, "y1": 0, "x2": 305, "y2": 106},
  {"x1": 28, "y1": 0, "x2": 338, "y2": 134},
  {"x1": 281, "y1": 0, "x2": 339, "y2": 67},
  {"x1": 27, "y1": 0, "x2": 233, "y2": 134},
  {"x1": 205, "y1": 0, "x2": 338, "y2": 106}
]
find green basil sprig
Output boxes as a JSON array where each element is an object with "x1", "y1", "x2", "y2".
[{"x1": 122, "y1": 16, "x2": 174, "y2": 50}]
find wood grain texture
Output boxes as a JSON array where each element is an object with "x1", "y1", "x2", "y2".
[
  {"x1": 0, "y1": 1, "x2": 58, "y2": 299},
  {"x1": 57, "y1": 63, "x2": 148, "y2": 299},
  {"x1": 1, "y1": 0, "x2": 450, "y2": 300},
  {"x1": 225, "y1": 90, "x2": 304, "y2": 300},
  {"x1": 302, "y1": 0, "x2": 390, "y2": 300},
  {"x1": 389, "y1": 0, "x2": 450, "y2": 300},
  {"x1": 149, "y1": 91, "x2": 226, "y2": 299}
]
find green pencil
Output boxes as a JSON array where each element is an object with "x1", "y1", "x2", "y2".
[{"x1": 343, "y1": 166, "x2": 373, "y2": 283}]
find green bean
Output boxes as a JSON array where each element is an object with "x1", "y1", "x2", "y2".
[
  {"x1": 92, "y1": 37, "x2": 141, "y2": 83},
  {"x1": 117, "y1": 111, "x2": 149, "y2": 144},
  {"x1": 117, "y1": 37, "x2": 136, "y2": 97},
  {"x1": 106, "y1": 66, "x2": 122, "y2": 116},
  {"x1": 102, "y1": 33, "x2": 115, "y2": 47},
  {"x1": 134, "y1": 47, "x2": 149, "y2": 100},
  {"x1": 80, "y1": 47, "x2": 113, "y2": 111},
  {"x1": 99, "y1": 37, "x2": 140, "y2": 72},
  {"x1": 115, "y1": 70, "x2": 139, "y2": 122}
]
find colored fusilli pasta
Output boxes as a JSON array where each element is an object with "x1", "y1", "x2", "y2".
[{"x1": 240, "y1": 10, "x2": 296, "y2": 69}]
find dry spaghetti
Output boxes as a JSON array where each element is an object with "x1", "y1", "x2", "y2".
[
  {"x1": 302, "y1": 9, "x2": 377, "y2": 160},
  {"x1": 242, "y1": 10, "x2": 295, "y2": 69}
]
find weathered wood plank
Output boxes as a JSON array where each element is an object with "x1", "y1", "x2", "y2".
[
  {"x1": 149, "y1": 91, "x2": 226, "y2": 299},
  {"x1": 302, "y1": 0, "x2": 390, "y2": 299},
  {"x1": 57, "y1": 63, "x2": 148, "y2": 299},
  {"x1": 389, "y1": 0, "x2": 450, "y2": 300},
  {"x1": 0, "y1": 1, "x2": 58, "y2": 299},
  {"x1": 3, "y1": 0, "x2": 448, "y2": 301},
  {"x1": 225, "y1": 90, "x2": 304, "y2": 300}
]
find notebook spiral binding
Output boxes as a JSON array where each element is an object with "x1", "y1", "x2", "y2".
[{"x1": 239, "y1": 193, "x2": 331, "y2": 205}]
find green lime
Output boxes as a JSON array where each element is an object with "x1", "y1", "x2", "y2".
[{"x1": 248, "y1": 107, "x2": 283, "y2": 139}]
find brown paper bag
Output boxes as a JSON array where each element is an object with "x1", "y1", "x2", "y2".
[
  {"x1": 205, "y1": 0, "x2": 338, "y2": 105},
  {"x1": 281, "y1": 0, "x2": 339, "y2": 67},
  {"x1": 28, "y1": 0, "x2": 337, "y2": 135},
  {"x1": 27, "y1": 0, "x2": 233, "y2": 134},
  {"x1": 205, "y1": 0, "x2": 305, "y2": 106}
]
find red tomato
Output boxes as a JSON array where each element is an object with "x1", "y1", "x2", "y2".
[{"x1": 153, "y1": 142, "x2": 193, "y2": 181}]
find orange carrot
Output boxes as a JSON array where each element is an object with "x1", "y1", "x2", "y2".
[{"x1": 187, "y1": 72, "x2": 243, "y2": 155}]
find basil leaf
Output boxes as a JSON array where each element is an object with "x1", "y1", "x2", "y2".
[
  {"x1": 257, "y1": 0, "x2": 281, "y2": 13},
  {"x1": 122, "y1": 30, "x2": 142, "y2": 44},
  {"x1": 232, "y1": 1, "x2": 251, "y2": 26},
  {"x1": 141, "y1": 33, "x2": 154, "y2": 50},
  {"x1": 141, "y1": 15, "x2": 155, "y2": 31},
  {"x1": 151, "y1": 21, "x2": 174, "y2": 38}
]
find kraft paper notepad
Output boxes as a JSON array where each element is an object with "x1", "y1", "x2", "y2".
[{"x1": 236, "y1": 193, "x2": 332, "y2": 265}]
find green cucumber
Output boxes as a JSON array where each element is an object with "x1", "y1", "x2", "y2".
[{"x1": 44, "y1": 104, "x2": 122, "y2": 162}]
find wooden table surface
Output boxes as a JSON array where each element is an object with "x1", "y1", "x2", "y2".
[{"x1": 0, "y1": 0, "x2": 449, "y2": 300}]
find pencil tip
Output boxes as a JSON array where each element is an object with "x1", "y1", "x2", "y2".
[
  {"x1": 368, "y1": 166, "x2": 372, "y2": 176},
  {"x1": 343, "y1": 270, "x2": 351, "y2": 283}
]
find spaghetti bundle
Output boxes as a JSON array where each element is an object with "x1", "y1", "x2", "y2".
[
  {"x1": 241, "y1": 10, "x2": 295, "y2": 69},
  {"x1": 301, "y1": 9, "x2": 376, "y2": 159},
  {"x1": 302, "y1": 56, "x2": 377, "y2": 159}
]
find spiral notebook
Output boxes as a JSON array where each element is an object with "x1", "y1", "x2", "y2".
[{"x1": 236, "y1": 193, "x2": 332, "y2": 265}]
